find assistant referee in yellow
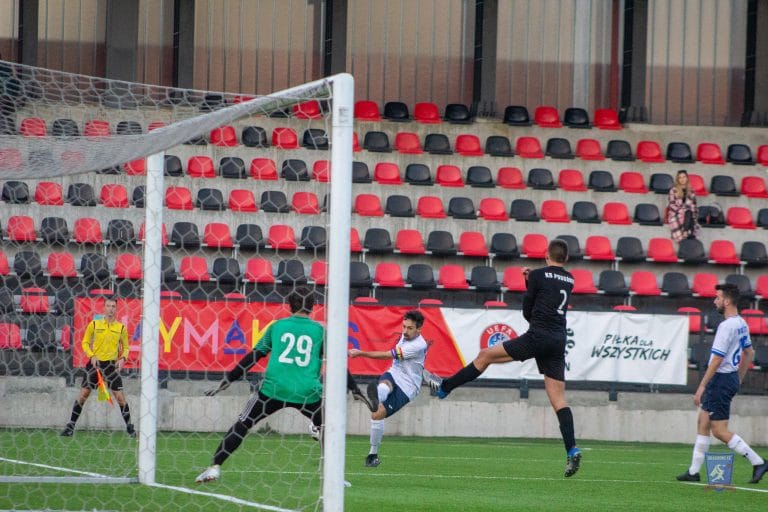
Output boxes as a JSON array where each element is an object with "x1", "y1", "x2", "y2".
[{"x1": 61, "y1": 297, "x2": 136, "y2": 437}]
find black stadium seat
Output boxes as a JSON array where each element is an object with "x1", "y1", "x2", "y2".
[
  {"x1": 633, "y1": 203, "x2": 663, "y2": 225},
  {"x1": 563, "y1": 107, "x2": 590, "y2": 128},
  {"x1": 219, "y1": 157, "x2": 246, "y2": 179},
  {"x1": 649, "y1": 173, "x2": 674, "y2": 194},
  {"x1": 661, "y1": 272, "x2": 692, "y2": 297},
  {"x1": 260, "y1": 191, "x2": 290, "y2": 213},
  {"x1": 282, "y1": 159, "x2": 310, "y2": 181},
  {"x1": 666, "y1": 142, "x2": 694, "y2": 163},
  {"x1": 385, "y1": 195, "x2": 415, "y2": 217},
  {"x1": 598, "y1": 270, "x2": 629, "y2": 296},
  {"x1": 164, "y1": 155, "x2": 183, "y2": 177},
  {"x1": 571, "y1": 201, "x2": 600, "y2": 223},
  {"x1": 726, "y1": 144, "x2": 754, "y2": 165},
  {"x1": 710, "y1": 175, "x2": 739, "y2": 196},
  {"x1": 545, "y1": 138, "x2": 574, "y2": 158},
  {"x1": 362, "y1": 131, "x2": 391, "y2": 152},
  {"x1": 489, "y1": 233, "x2": 519, "y2": 259},
  {"x1": 235, "y1": 224, "x2": 265, "y2": 250},
  {"x1": 587, "y1": 170, "x2": 616, "y2": 192},
  {"x1": 503, "y1": 105, "x2": 531, "y2": 126},
  {"x1": 427, "y1": 231, "x2": 457, "y2": 256},
  {"x1": 527, "y1": 168, "x2": 556, "y2": 190},
  {"x1": 302, "y1": 128, "x2": 328, "y2": 150},
  {"x1": 383, "y1": 101, "x2": 410, "y2": 121},
  {"x1": 485, "y1": 135, "x2": 514, "y2": 157},
  {"x1": 171, "y1": 222, "x2": 201, "y2": 248},
  {"x1": 39, "y1": 217, "x2": 69, "y2": 245},
  {"x1": 470, "y1": 266, "x2": 500, "y2": 292},
  {"x1": 406, "y1": 264, "x2": 436, "y2": 289},
  {"x1": 444, "y1": 103, "x2": 473, "y2": 123},
  {"x1": 299, "y1": 226, "x2": 327, "y2": 253},
  {"x1": 242, "y1": 126, "x2": 268, "y2": 147},
  {"x1": 741, "y1": 241, "x2": 768, "y2": 267},
  {"x1": 678, "y1": 239, "x2": 707, "y2": 264},
  {"x1": 424, "y1": 133, "x2": 453, "y2": 154},
  {"x1": 555, "y1": 234, "x2": 583, "y2": 261},
  {"x1": 404, "y1": 163, "x2": 432, "y2": 185},
  {"x1": 363, "y1": 228, "x2": 393, "y2": 254},
  {"x1": 466, "y1": 166, "x2": 494, "y2": 187},
  {"x1": 510, "y1": 199, "x2": 539, "y2": 221},
  {"x1": 2, "y1": 181, "x2": 29, "y2": 203},
  {"x1": 615, "y1": 236, "x2": 645, "y2": 262},
  {"x1": 447, "y1": 197, "x2": 476, "y2": 219},
  {"x1": 606, "y1": 139, "x2": 634, "y2": 161}
]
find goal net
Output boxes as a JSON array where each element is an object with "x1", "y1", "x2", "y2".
[{"x1": 0, "y1": 59, "x2": 353, "y2": 512}]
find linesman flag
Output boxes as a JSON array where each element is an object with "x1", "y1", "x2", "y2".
[{"x1": 96, "y1": 368, "x2": 113, "y2": 405}]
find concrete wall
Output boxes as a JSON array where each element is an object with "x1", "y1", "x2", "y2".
[{"x1": 2, "y1": 376, "x2": 765, "y2": 445}]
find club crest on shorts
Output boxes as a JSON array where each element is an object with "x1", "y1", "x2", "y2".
[{"x1": 480, "y1": 323, "x2": 518, "y2": 349}]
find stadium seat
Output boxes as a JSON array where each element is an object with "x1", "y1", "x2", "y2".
[
  {"x1": 84, "y1": 119, "x2": 111, "y2": 137},
  {"x1": 708, "y1": 239, "x2": 740, "y2": 265},
  {"x1": 649, "y1": 173, "x2": 674, "y2": 194},
  {"x1": 20, "y1": 117, "x2": 47, "y2": 137},
  {"x1": 646, "y1": 238, "x2": 679, "y2": 263},
  {"x1": 406, "y1": 264, "x2": 436, "y2": 290},
  {"x1": 618, "y1": 171, "x2": 648, "y2": 193},
  {"x1": 354, "y1": 100, "x2": 381, "y2": 121},
  {"x1": 282, "y1": 159, "x2": 310, "y2": 181},
  {"x1": 710, "y1": 175, "x2": 739, "y2": 196},
  {"x1": 363, "y1": 228, "x2": 393, "y2": 254},
  {"x1": 470, "y1": 266, "x2": 500, "y2": 292},
  {"x1": 51, "y1": 118, "x2": 79, "y2": 136},
  {"x1": 666, "y1": 142, "x2": 694, "y2": 163},
  {"x1": 510, "y1": 199, "x2": 539, "y2": 221},
  {"x1": 244, "y1": 258, "x2": 275, "y2": 284},
  {"x1": 1, "y1": 181, "x2": 29, "y2": 203},
  {"x1": 545, "y1": 138, "x2": 574, "y2": 159},
  {"x1": 726, "y1": 207, "x2": 755, "y2": 229},
  {"x1": 613, "y1": 305, "x2": 637, "y2": 312},
  {"x1": 80, "y1": 253, "x2": 110, "y2": 282},
  {"x1": 688, "y1": 173, "x2": 707, "y2": 195},
  {"x1": 490, "y1": 233, "x2": 520, "y2": 260},
  {"x1": 485, "y1": 135, "x2": 514, "y2": 157},
  {"x1": 426, "y1": 231, "x2": 457, "y2": 256},
  {"x1": 299, "y1": 226, "x2": 327, "y2": 253},
  {"x1": 466, "y1": 166, "x2": 494, "y2": 187},
  {"x1": 352, "y1": 132, "x2": 361, "y2": 152},
  {"x1": 374, "y1": 162, "x2": 402, "y2": 184},
  {"x1": 383, "y1": 101, "x2": 409, "y2": 121},
  {"x1": 458, "y1": 231, "x2": 489, "y2": 257},
  {"x1": 571, "y1": 201, "x2": 600, "y2": 223},
  {"x1": 759, "y1": 208, "x2": 768, "y2": 228},
  {"x1": 114, "y1": 253, "x2": 143, "y2": 280},
  {"x1": 241, "y1": 126, "x2": 268, "y2": 148},
  {"x1": 13, "y1": 250, "x2": 43, "y2": 279},
  {"x1": 727, "y1": 144, "x2": 754, "y2": 165},
  {"x1": 164, "y1": 155, "x2": 183, "y2": 177},
  {"x1": 534, "y1": 106, "x2": 561, "y2": 127},
  {"x1": 414, "y1": 102, "x2": 441, "y2": 123},
  {"x1": 444, "y1": 103, "x2": 473, "y2": 123},
  {"x1": 20, "y1": 287, "x2": 50, "y2": 314},
  {"x1": 212, "y1": 258, "x2": 241, "y2": 284},
  {"x1": 40, "y1": 216, "x2": 69, "y2": 245},
  {"x1": 584, "y1": 235, "x2": 615, "y2": 261},
  {"x1": 203, "y1": 223, "x2": 233, "y2": 249},
  {"x1": 606, "y1": 139, "x2": 634, "y2": 161},
  {"x1": 385, "y1": 195, "x2": 414, "y2": 217},
  {"x1": 312, "y1": 160, "x2": 330, "y2": 182},
  {"x1": 308, "y1": 261, "x2": 328, "y2": 286},
  {"x1": 575, "y1": 138, "x2": 604, "y2": 160},
  {"x1": 105, "y1": 219, "x2": 136, "y2": 246},
  {"x1": 741, "y1": 309, "x2": 768, "y2": 335},
  {"x1": 5, "y1": 215, "x2": 37, "y2": 242},
  {"x1": 374, "y1": 263, "x2": 405, "y2": 288},
  {"x1": 179, "y1": 256, "x2": 210, "y2": 281},
  {"x1": 541, "y1": 200, "x2": 570, "y2": 223},
  {"x1": 165, "y1": 186, "x2": 193, "y2": 210},
  {"x1": 208, "y1": 125, "x2": 237, "y2": 147},
  {"x1": 741, "y1": 241, "x2": 768, "y2": 267},
  {"x1": 394, "y1": 132, "x2": 422, "y2": 154},
  {"x1": 741, "y1": 176, "x2": 768, "y2": 198},
  {"x1": 352, "y1": 161, "x2": 372, "y2": 183},
  {"x1": 160, "y1": 256, "x2": 177, "y2": 282},
  {"x1": 455, "y1": 134, "x2": 483, "y2": 156},
  {"x1": 424, "y1": 133, "x2": 453, "y2": 154},
  {"x1": 677, "y1": 306, "x2": 703, "y2": 333},
  {"x1": 170, "y1": 222, "x2": 201, "y2": 248},
  {"x1": 363, "y1": 131, "x2": 391, "y2": 152},
  {"x1": 229, "y1": 189, "x2": 258, "y2": 212},
  {"x1": 291, "y1": 192, "x2": 320, "y2": 214},
  {"x1": 630, "y1": 271, "x2": 661, "y2": 296},
  {"x1": 556, "y1": 234, "x2": 583, "y2": 261},
  {"x1": 594, "y1": 108, "x2": 621, "y2": 129},
  {"x1": 350, "y1": 262, "x2": 372, "y2": 288},
  {"x1": 395, "y1": 230, "x2": 426, "y2": 255},
  {"x1": 502, "y1": 267, "x2": 527, "y2": 292},
  {"x1": 436, "y1": 165, "x2": 464, "y2": 187},
  {"x1": 756, "y1": 275, "x2": 768, "y2": 300},
  {"x1": 100, "y1": 184, "x2": 129, "y2": 208},
  {"x1": 196, "y1": 188, "x2": 226, "y2": 211},
  {"x1": 503, "y1": 105, "x2": 531, "y2": 126},
  {"x1": 67, "y1": 183, "x2": 97, "y2": 206},
  {"x1": 757, "y1": 145, "x2": 768, "y2": 166},
  {"x1": 354, "y1": 194, "x2": 384, "y2": 216},
  {"x1": 416, "y1": 196, "x2": 446, "y2": 218},
  {"x1": 448, "y1": 197, "x2": 476, "y2": 219},
  {"x1": 478, "y1": 198, "x2": 508, "y2": 221},
  {"x1": 563, "y1": 107, "x2": 590, "y2": 128},
  {"x1": 260, "y1": 191, "x2": 290, "y2": 213},
  {"x1": 522, "y1": 234, "x2": 548, "y2": 259},
  {"x1": 404, "y1": 163, "x2": 432, "y2": 185},
  {"x1": 725, "y1": 274, "x2": 755, "y2": 300},
  {"x1": 696, "y1": 142, "x2": 725, "y2": 164},
  {"x1": 267, "y1": 224, "x2": 298, "y2": 251},
  {"x1": 602, "y1": 203, "x2": 631, "y2": 225},
  {"x1": 571, "y1": 269, "x2": 597, "y2": 294},
  {"x1": 46, "y1": 252, "x2": 77, "y2": 278},
  {"x1": 615, "y1": 236, "x2": 645, "y2": 263},
  {"x1": 438, "y1": 265, "x2": 469, "y2": 289},
  {"x1": 293, "y1": 99, "x2": 322, "y2": 119},
  {"x1": 497, "y1": 167, "x2": 525, "y2": 189},
  {"x1": 34, "y1": 182, "x2": 64, "y2": 205},
  {"x1": 272, "y1": 127, "x2": 299, "y2": 149},
  {"x1": 692, "y1": 272, "x2": 718, "y2": 297},
  {"x1": 515, "y1": 136, "x2": 544, "y2": 158},
  {"x1": 0, "y1": 251, "x2": 9, "y2": 277},
  {"x1": 636, "y1": 140, "x2": 665, "y2": 162},
  {"x1": 633, "y1": 203, "x2": 662, "y2": 225},
  {"x1": 558, "y1": 169, "x2": 587, "y2": 191},
  {"x1": 302, "y1": 128, "x2": 328, "y2": 150},
  {"x1": 661, "y1": 272, "x2": 692, "y2": 297},
  {"x1": 678, "y1": 239, "x2": 707, "y2": 264},
  {"x1": 527, "y1": 168, "x2": 556, "y2": 189},
  {"x1": 588, "y1": 170, "x2": 616, "y2": 191}
]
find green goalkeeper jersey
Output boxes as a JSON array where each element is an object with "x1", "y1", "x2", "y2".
[{"x1": 256, "y1": 315, "x2": 324, "y2": 404}]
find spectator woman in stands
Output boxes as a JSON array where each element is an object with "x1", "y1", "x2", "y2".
[{"x1": 667, "y1": 170, "x2": 700, "y2": 241}]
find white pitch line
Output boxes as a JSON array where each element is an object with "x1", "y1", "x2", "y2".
[{"x1": 0, "y1": 457, "x2": 115, "y2": 479}]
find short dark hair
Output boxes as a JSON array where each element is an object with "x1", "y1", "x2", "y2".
[
  {"x1": 403, "y1": 310, "x2": 424, "y2": 328},
  {"x1": 715, "y1": 283, "x2": 739, "y2": 304},
  {"x1": 288, "y1": 287, "x2": 314, "y2": 314},
  {"x1": 548, "y1": 239, "x2": 569, "y2": 264}
]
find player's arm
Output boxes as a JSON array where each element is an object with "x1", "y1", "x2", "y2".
[
  {"x1": 205, "y1": 325, "x2": 273, "y2": 396},
  {"x1": 117, "y1": 325, "x2": 129, "y2": 368},
  {"x1": 521, "y1": 270, "x2": 538, "y2": 321},
  {"x1": 82, "y1": 321, "x2": 96, "y2": 364},
  {"x1": 694, "y1": 353, "x2": 723, "y2": 406},
  {"x1": 738, "y1": 346, "x2": 754, "y2": 384},
  {"x1": 348, "y1": 349, "x2": 393, "y2": 360}
]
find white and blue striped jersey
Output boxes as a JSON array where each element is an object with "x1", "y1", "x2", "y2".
[
  {"x1": 385, "y1": 334, "x2": 428, "y2": 400},
  {"x1": 710, "y1": 315, "x2": 752, "y2": 373}
]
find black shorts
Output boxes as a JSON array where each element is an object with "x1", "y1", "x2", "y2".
[
  {"x1": 238, "y1": 391, "x2": 323, "y2": 429},
  {"x1": 701, "y1": 372, "x2": 739, "y2": 421},
  {"x1": 502, "y1": 331, "x2": 566, "y2": 381},
  {"x1": 81, "y1": 361, "x2": 124, "y2": 391}
]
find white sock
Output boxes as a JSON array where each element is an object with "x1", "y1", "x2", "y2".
[
  {"x1": 369, "y1": 419, "x2": 384, "y2": 455},
  {"x1": 728, "y1": 434, "x2": 765, "y2": 466},
  {"x1": 377, "y1": 383, "x2": 390, "y2": 403},
  {"x1": 689, "y1": 435, "x2": 710, "y2": 474}
]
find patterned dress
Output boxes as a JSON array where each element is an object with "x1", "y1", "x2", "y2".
[{"x1": 667, "y1": 188, "x2": 700, "y2": 242}]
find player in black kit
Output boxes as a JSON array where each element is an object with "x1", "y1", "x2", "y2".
[{"x1": 425, "y1": 239, "x2": 582, "y2": 477}]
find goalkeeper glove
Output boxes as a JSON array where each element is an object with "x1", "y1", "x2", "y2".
[{"x1": 204, "y1": 380, "x2": 230, "y2": 396}]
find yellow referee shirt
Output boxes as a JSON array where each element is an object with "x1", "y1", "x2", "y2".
[{"x1": 82, "y1": 318, "x2": 129, "y2": 362}]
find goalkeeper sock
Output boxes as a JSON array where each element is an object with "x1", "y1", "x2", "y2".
[
  {"x1": 69, "y1": 400, "x2": 83, "y2": 425},
  {"x1": 369, "y1": 420, "x2": 384, "y2": 455},
  {"x1": 120, "y1": 403, "x2": 132, "y2": 426},
  {"x1": 441, "y1": 362, "x2": 482, "y2": 394},
  {"x1": 213, "y1": 420, "x2": 250, "y2": 466},
  {"x1": 689, "y1": 434, "x2": 710, "y2": 474},
  {"x1": 728, "y1": 434, "x2": 764, "y2": 466},
  {"x1": 556, "y1": 407, "x2": 576, "y2": 454}
]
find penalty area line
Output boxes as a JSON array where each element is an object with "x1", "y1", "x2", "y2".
[{"x1": 147, "y1": 482, "x2": 299, "y2": 512}]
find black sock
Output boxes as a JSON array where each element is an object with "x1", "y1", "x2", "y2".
[
  {"x1": 442, "y1": 362, "x2": 483, "y2": 393},
  {"x1": 213, "y1": 420, "x2": 250, "y2": 466},
  {"x1": 556, "y1": 407, "x2": 576, "y2": 454},
  {"x1": 120, "y1": 404, "x2": 132, "y2": 426},
  {"x1": 69, "y1": 400, "x2": 83, "y2": 425}
]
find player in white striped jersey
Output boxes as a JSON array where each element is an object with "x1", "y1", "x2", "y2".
[
  {"x1": 677, "y1": 283, "x2": 768, "y2": 484},
  {"x1": 348, "y1": 310, "x2": 428, "y2": 467}
]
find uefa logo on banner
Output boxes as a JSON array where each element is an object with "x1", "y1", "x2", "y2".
[{"x1": 704, "y1": 452, "x2": 735, "y2": 491}]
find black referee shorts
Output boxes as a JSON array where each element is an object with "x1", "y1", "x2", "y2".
[
  {"x1": 81, "y1": 361, "x2": 124, "y2": 391},
  {"x1": 502, "y1": 331, "x2": 567, "y2": 381}
]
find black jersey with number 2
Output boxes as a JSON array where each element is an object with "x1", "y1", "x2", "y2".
[{"x1": 522, "y1": 266, "x2": 574, "y2": 337}]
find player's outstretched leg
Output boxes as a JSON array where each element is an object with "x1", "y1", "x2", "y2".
[
  {"x1": 564, "y1": 448, "x2": 582, "y2": 477},
  {"x1": 364, "y1": 382, "x2": 380, "y2": 413},
  {"x1": 195, "y1": 465, "x2": 221, "y2": 483}
]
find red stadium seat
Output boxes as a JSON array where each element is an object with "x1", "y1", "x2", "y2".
[
  {"x1": 497, "y1": 167, "x2": 525, "y2": 189},
  {"x1": 352, "y1": 132, "x2": 361, "y2": 152},
  {"x1": 395, "y1": 229, "x2": 426, "y2": 255},
  {"x1": 272, "y1": 127, "x2": 299, "y2": 149},
  {"x1": 203, "y1": 223, "x2": 233, "y2": 248},
  {"x1": 292, "y1": 192, "x2": 320, "y2": 214},
  {"x1": 374, "y1": 263, "x2": 405, "y2": 287},
  {"x1": 293, "y1": 100, "x2": 322, "y2": 119},
  {"x1": 602, "y1": 202, "x2": 632, "y2": 225},
  {"x1": 394, "y1": 132, "x2": 423, "y2": 154},
  {"x1": 575, "y1": 138, "x2": 605, "y2": 160},
  {"x1": 636, "y1": 141, "x2": 665, "y2": 162},
  {"x1": 515, "y1": 136, "x2": 544, "y2": 158},
  {"x1": 0, "y1": 251, "x2": 9, "y2": 276},
  {"x1": 179, "y1": 256, "x2": 210, "y2": 281},
  {"x1": 757, "y1": 145, "x2": 768, "y2": 166},
  {"x1": 502, "y1": 267, "x2": 527, "y2": 292},
  {"x1": 630, "y1": 271, "x2": 661, "y2": 296},
  {"x1": 20, "y1": 287, "x2": 50, "y2": 313},
  {"x1": 0, "y1": 323, "x2": 22, "y2": 349},
  {"x1": 374, "y1": 162, "x2": 403, "y2": 184},
  {"x1": 124, "y1": 158, "x2": 146, "y2": 176},
  {"x1": 210, "y1": 125, "x2": 237, "y2": 146},
  {"x1": 309, "y1": 260, "x2": 328, "y2": 285},
  {"x1": 696, "y1": 143, "x2": 725, "y2": 164},
  {"x1": 726, "y1": 207, "x2": 755, "y2": 229},
  {"x1": 436, "y1": 165, "x2": 464, "y2": 187},
  {"x1": 692, "y1": 272, "x2": 718, "y2": 297},
  {"x1": 678, "y1": 306, "x2": 703, "y2": 333},
  {"x1": 414, "y1": 102, "x2": 441, "y2": 123},
  {"x1": 455, "y1": 134, "x2": 484, "y2": 156},
  {"x1": 708, "y1": 240, "x2": 740, "y2": 265},
  {"x1": 741, "y1": 176, "x2": 768, "y2": 198},
  {"x1": 73, "y1": 218, "x2": 103, "y2": 244},
  {"x1": 584, "y1": 235, "x2": 615, "y2": 261},
  {"x1": 756, "y1": 275, "x2": 768, "y2": 299},
  {"x1": 114, "y1": 253, "x2": 143, "y2": 280},
  {"x1": 165, "y1": 186, "x2": 193, "y2": 210},
  {"x1": 250, "y1": 158, "x2": 278, "y2": 180},
  {"x1": 571, "y1": 269, "x2": 597, "y2": 294},
  {"x1": 100, "y1": 184, "x2": 129, "y2": 208},
  {"x1": 541, "y1": 200, "x2": 570, "y2": 223},
  {"x1": 34, "y1": 182, "x2": 64, "y2": 205},
  {"x1": 618, "y1": 171, "x2": 648, "y2": 193},
  {"x1": 458, "y1": 232, "x2": 488, "y2": 257},
  {"x1": 267, "y1": 224, "x2": 297, "y2": 250},
  {"x1": 350, "y1": 228, "x2": 362, "y2": 253},
  {"x1": 647, "y1": 238, "x2": 679, "y2": 263},
  {"x1": 147, "y1": 121, "x2": 166, "y2": 131},
  {"x1": 533, "y1": 106, "x2": 562, "y2": 127},
  {"x1": 354, "y1": 194, "x2": 384, "y2": 216},
  {"x1": 416, "y1": 196, "x2": 446, "y2": 218},
  {"x1": 84, "y1": 120, "x2": 111, "y2": 137},
  {"x1": 229, "y1": 189, "x2": 258, "y2": 212},
  {"x1": 46, "y1": 252, "x2": 77, "y2": 278},
  {"x1": 312, "y1": 160, "x2": 330, "y2": 182},
  {"x1": 478, "y1": 198, "x2": 508, "y2": 221},
  {"x1": 558, "y1": 169, "x2": 587, "y2": 191},
  {"x1": 354, "y1": 100, "x2": 381, "y2": 121},
  {"x1": 688, "y1": 173, "x2": 707, "y2": 195},
  {"x1": 20, "y1": 117, "x2": 47, "y2": 137},
  {"x1": 187, "y1": 156, "x2": 216, "y2": 178},
  {"x1": 741, "y1": 309, "x2": 768, "y2": 335},
  {"x1": 6, "y1": 216, "x2": 37, "y2": 242},
  {"x1": 438, "y1": 265, "x2": 469, "y2": 289},
  {"x1": 244, "y1": 258, "x2": 275, "y2": 284},
  {"x1": 522, "y1": 233, "x2": 548, "y2": 259},
  {"x1": 594, "y1": 108, "x2": 621, "y2": 129}
]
